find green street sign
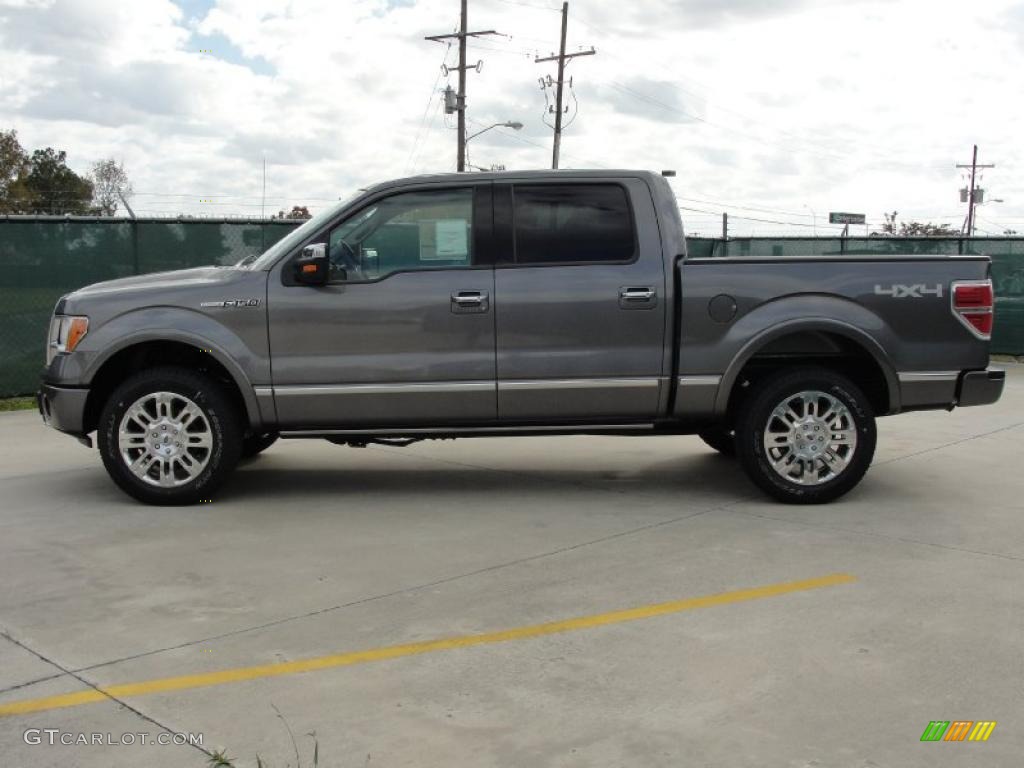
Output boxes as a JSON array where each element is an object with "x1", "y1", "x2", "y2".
[{"x1": 829, "y1": 212, "x2": 866, "y2": 225}]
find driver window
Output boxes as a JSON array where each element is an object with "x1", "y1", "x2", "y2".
[{"x1": 327, "y1": 188, "x2": 474, "y2": 282}]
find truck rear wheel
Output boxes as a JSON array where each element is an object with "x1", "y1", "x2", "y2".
[
  {"x1": 97, "y1": 366, "x2": 242, "y2": 505},
  {"x1": 735, "y1": 367, "x2": 876, "y2": 504}
]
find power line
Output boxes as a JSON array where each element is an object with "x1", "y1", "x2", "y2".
[
  {"x1": 606, "y1": 80, "x2": 858, "y2": 165},
  {"x1": 485, "y1": 0, "x2": 560, "y2": 11},
  {"x1": 425, "y1": 1, "x2": 503, "y2": 172},
  {"x1": 413, "y1": 95, "x2": 447, "y2": 174},
  {"x1": 466, "y1": 42, "x2": 535, "y2": 56},
  {"x1": 975, "y1": 215, "x2": 1017, "y2": 234},
  {"x1": 534, "y1": 2, "x2": 594, "y2": 169},
  {"x1": 538, "y1": 8, "x2": 959, "y2": 174},
  {"x1": 604, "y1": 78, "x2": 962, "y2": 178},
  {"x1": 678, "y1": 205, "x2": 846, "y2": 230},
  {"x1": 566, "y1": 12, "x2": 945, "y2": 171},
  {"x1": 132, "y1": 192, "x2": 345, "y2": 201},
  {"x1": 465, "y1": 116, "x2": 609, "y2": 168},
  {"x1": 955, "y1": 144, "x2": 995, "y2": 236},
  {"x1": 405, "y1": 40, "x2": 453, "y2": 175},
  {"x1": 674, "y1": 194, "x2": 818, "y2": 219}
]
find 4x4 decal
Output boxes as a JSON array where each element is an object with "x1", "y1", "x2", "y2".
[{"x1": 874, "y1": 283, "x2": 943, "y2": 298}]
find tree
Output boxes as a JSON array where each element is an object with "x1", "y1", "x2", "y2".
[
  {"x1": 896, "y1": 221, "x2": 960, "y2": 236},
  {"x1": 871, "y1": 211, "x2": 959, "y2": 237},
  {"x1": 0, "y1": 129, "x2": 31, "y2": 214},
  {"x1": 90, "y1": 158, "x2": 133, "y2": 216},
  {"x1": 275, "y1": 205, "x2": 312, "y2": 220},
  {"x1": 1, "y1": 132, "x2": 100, "y2": 214},
  {"x1": 21, "y1": 148, "x2": 93, "y2": 214},
  {"x1": 872, "y1": 210, "x2": 899, "y2": 236}
]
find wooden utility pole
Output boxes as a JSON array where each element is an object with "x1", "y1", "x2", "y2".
[
  {"x1": 425, "y1": 2, "x2": 500, "y2": 172},
  {"x1": 535, "y1": 2, "x2": 594, "y2": 169},
  {"x1": 956, "y1": 144, "x2": 994, "y2": 237}
]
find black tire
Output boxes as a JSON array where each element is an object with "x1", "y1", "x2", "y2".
[
  {"x1": 735, "y1": 367, "x2": 876, "y2": 504},
  {"x1": 241, "y1": 432, "x2": 279, "y2": 459},
  {"x1": 97, "y1": 366, "x2": 242, "y2": 505},
  {"x1": 698, "y1": 425, "x2": 736, "y2": 456}
]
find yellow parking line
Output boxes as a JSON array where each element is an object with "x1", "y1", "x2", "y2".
[{"x1": 0, "y1": 572, "x2": 855, "y2": 717}]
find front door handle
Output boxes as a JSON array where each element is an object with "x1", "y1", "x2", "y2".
[
  {"x1": 619, "y1": 286, "x2": 657, "y2": 309},
  {"x1": 451, "y1": 290, "x2": 489, "y2": 314}
]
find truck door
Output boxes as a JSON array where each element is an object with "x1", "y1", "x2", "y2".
[
  {"x1": 493, "y1": 178, "x2": 667, "y2": 421},
  {"x1": 266, "y1": 183, "x2": 496, "y2": 428}
]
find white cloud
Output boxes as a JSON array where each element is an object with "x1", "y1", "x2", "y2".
[{"x1": 0, "y1": 0, "x2": 1021, "y2": 233}]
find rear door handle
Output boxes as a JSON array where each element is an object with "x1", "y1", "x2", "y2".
[
  {"x1": 619, "y1": 286, "x2": 657, "y2": 309},
  {"x1": 451, "y1": 290, "x2": 489, "y2": 314}
]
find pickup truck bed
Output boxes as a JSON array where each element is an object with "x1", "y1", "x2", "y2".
[{"x1": 676, "y1": 253, "x2": 994, "y2": 421}]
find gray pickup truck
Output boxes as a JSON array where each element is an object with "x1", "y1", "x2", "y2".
[{"x1": 38, "y1": 170, "x2": 1004, "y2": 505}]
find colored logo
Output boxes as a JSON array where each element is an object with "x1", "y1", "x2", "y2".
[{"x1": 920, "y1": 721, "x2": 996, "y2": 742}]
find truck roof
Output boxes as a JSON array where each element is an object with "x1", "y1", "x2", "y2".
[{"x1": 362, "y1": 168, "x2": 666, "y2": 194}]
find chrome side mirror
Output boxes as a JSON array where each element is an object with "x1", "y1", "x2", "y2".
[{"x1": 294, "y1": 243, "x2": 329, "y2": 286}]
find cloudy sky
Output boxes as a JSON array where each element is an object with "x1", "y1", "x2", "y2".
[{"x1": 1, "y1": 0, "x2": 1021, "y2": 235}]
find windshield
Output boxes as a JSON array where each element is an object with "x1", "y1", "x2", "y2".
[{"x1": 237, "y1": 191, "x2": 363, "y2": 270}]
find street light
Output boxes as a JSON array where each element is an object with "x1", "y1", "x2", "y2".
[
  {"x1": 802, "y1": 204, "x2": 818, "y2": 237},
  {"x1": 466, "y1": 121, "x2": 524, "y2": 142},
  {"x1": 464, "y1": 121, "x2": 523, "y2": 173}
]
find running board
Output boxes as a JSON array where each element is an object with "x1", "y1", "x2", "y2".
[{"x1": 280, "y1": 423, "x2": 659, "y2": 439}]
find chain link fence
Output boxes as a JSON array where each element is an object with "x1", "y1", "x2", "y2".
[
  {"x1": 1, "y1": 219, "x2": 1022, "y2": 396},
  {"x1": 0, "y1": 217, "x2": 301, "y2": 396}
]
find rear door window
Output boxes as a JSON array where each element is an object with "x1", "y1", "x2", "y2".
[{"x1": 512, "y1": 184, "x2": 635, "y2": 265}]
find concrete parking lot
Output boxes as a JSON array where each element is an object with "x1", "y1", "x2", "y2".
[{"x1": 1, "y1": 365, "x2": 1022, "y2": 767}]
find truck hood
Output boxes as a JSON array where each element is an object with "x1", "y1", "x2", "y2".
[
  {"x1": 67, "y1": 266, "x2": 244, "y2": 300},
  {"x1": 59, "y1": 266, "x2": 268, "y2": 321}
]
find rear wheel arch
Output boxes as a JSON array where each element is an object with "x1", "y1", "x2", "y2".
[{"x1": 716, "y1": 321, "x2": 899, "y2": 420}]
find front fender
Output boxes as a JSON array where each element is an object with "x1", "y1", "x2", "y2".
[{"x1": 52, "y1": 307, "x2": 268, "y2": 428}]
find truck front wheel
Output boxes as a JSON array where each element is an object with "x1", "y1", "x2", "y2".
[
  {"x1": 97, "y1": 367, "x2": 242, "y2": 505},
  {"x1": 735, "y1": 367, "x2": 876, "y2": 504}
]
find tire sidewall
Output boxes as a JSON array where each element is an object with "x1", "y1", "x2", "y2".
[
  {"x1": 98, "y1": 368, "x2": 241, "y2": 505},
  {"x1": 737, "y1": 370, "x2": 876, "y2": 504}
]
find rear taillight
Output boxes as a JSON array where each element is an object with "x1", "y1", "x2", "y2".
[{"x1": 952, "y1": 280, "x2": 994, "y2": 339}]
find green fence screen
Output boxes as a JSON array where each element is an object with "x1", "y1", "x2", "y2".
[
  {"x1": 1, "y1": 219, "x2": 1022, "y2": 396},
  {"x1": 0, "y1": 218, "x2": 299, "y2": 397}
]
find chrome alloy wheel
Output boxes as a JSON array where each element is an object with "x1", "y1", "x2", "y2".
[
  {"x1": 118, "y1": 392, "x2": 213, "y2": 487},
  {"x1": 762, "y1": 390, "x2": 857, "y2": 486}
]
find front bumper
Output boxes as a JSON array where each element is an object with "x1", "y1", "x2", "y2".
[
  {"x1": 38, "y1": 383, "x2": 90, "y2": 436},
  {"x1": 957, "y1": 367, "x2": 1005, "y2": 407}
]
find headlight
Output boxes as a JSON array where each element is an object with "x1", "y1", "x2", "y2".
[{"x1": 47, "y1": 315, "x2": 89, "y2": 365}]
